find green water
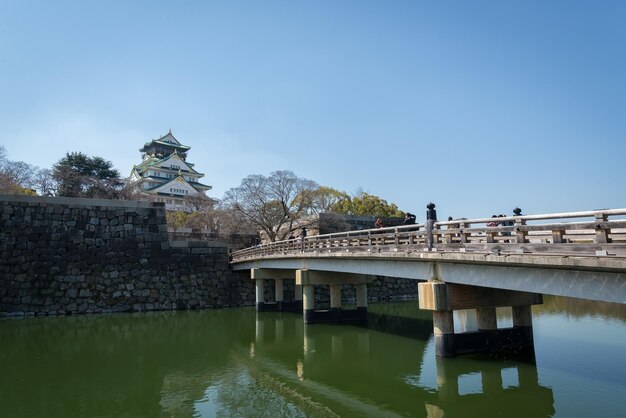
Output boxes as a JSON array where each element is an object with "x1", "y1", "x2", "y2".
[{"x1": 1, "y1": 297, "x2": 625, "y2": 418}]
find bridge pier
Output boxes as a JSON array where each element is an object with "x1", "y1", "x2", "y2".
[
  {"x1": 275, "y1": 278, "x2": 284, "y2": 311},
  {"x1": 419, "y1": 281, "x2": 542, "y2": 357},
  {"x1": 295, "y1": 283, "x2": 303, "y2": 305},
  {"x1": 251, "y1": 269, "x2": 302, "y2": 312},
  {"x1": 330, "y1": 283, "x2": 342, "y2": 321},
  {"x1": 255, "y1": 278, "x2": 267, "y2": 312},
  {"x1": 303, "y1": 284, "x2": 315, "y2": 323},
  {"x1": 297, "y1": 269, "x2": 373, "y2": 324}
]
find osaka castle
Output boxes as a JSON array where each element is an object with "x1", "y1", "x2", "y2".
[{"x1": 129, "y1": 131, "x2": 211, "y2": 210}]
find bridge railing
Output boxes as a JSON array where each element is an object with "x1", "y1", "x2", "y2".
[{"x1": 231, "y1": 209, "x2": 626, "y2": 262}]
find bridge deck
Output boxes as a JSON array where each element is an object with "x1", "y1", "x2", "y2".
[{"x1": 232, "y1": 209, "x2": 626, "y2": 304}]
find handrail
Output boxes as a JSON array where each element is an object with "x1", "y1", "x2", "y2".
[{"x1": 231, "y1": 208, "x2": 626, "y2": 262}]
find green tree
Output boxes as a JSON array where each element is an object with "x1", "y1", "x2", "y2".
[
  {"x1": 331, "y1": 191, "x2": 404, "y2": 217},
  {"x1": 306, "y1": 186, "x2": 349, "y2": 213},
  {"x1": 52, "y1": 152, "x2": 122, "y2": 198}
]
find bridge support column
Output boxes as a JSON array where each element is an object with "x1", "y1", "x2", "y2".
[
  {"x1": 251, "y1": 268, "x2": 301, "y2": 312},
  {"x1": 255, "y1": 278, "x2": 265, "y2": 312},
  {"x1": 303, "y1": 285, "x2": 315, "y2": 324},
  {"x1": 297, "y1": 269, "x2": 373, "y2": 324},
  {"x1": 419, "y1": 281, "x2": 542, "y2": 357},
  {"x1": 275, "y1": 279, "x2": 284, "y2": 311},
  {"x1": 477, "y1": 307, "x2": 497, "y2": 331},
  {"x1": 512, "y1": 305, "x2": 534, "y2": 347},
  {"x1": 434, "y1": 310, "x2": 456, "y2": 357}
]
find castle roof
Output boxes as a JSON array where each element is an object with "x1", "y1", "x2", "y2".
[
  {"x1": 133, "y1": 152, "x2": 203, "y2": 176},
  {"x1": 139, "y1": 131, "x2": 191, "y2": 153},
  {"x1": 141, "y1": 174, "x2": 211, "y2": 193}
]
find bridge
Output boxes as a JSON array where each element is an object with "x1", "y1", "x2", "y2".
[{"x1": 231, "y1": 206, "x2": 626, "y2": 357}]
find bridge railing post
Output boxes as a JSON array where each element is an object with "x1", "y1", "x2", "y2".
[
  {"x1": 552, "y1": 229, "x2": 564, "y2": 244},
  {"x1": 595, "y1": 212, "x2": 609, "y2": 244},
  {"x1": 442, "y1": 223, "x2": 454, "y2": 244},
  {"x1": 513, "y1": 208, "x2": 527, "y2": 244},
  {"x1": 459, "y1": 221, "x2": 469, "y2": 244}
]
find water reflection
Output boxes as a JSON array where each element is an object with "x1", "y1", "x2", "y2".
[
  {"x1": 1, "y1": 296, "x2": 625, "y2": 417},
  {"x1": 0, "y1": 309, "x2": 258, "y2": 418},
  {"x1": 252, "y1": 310, "x2": 554, "y2": 418},
  {"x1": 425, "y1": 358, "x2": 554, "y2": 417}
]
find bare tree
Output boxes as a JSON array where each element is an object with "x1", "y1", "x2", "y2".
[
  {"x1": 33, "y1": 168, "x2": 57, "y2": 196},
  {"x1": 0, "y1": 146, "x2": 37, "y2": 195},
  {"x1": 2, "y1": 160, "x2": 34, "y2": 189},
  {"x1": 222, "y1": 170, "x2": 322, "y2": 242},
  {"x1": 182, "y1": 193, "x2": 216, "y2": 211},
  {"x1": 212, "y1": 207, "x2": 257, "y2": 236}
]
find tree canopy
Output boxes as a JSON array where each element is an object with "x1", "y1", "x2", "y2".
[
  {"x1": 330, "y1": 191, "x2": 404, "y2": 218},
  {"x1": 220, "y1": 170, "x2": 407, "y2": 241},
  {"x1": 52, "y1": 152, "x2": 123, "y2": 198},
  {"x1": 0, "y1": 145, "x2": 37, "y2": 195},
  {"x1": 221, "y1": 170, "x2": 330, "y2": 242}
]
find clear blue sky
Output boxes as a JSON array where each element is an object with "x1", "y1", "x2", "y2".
[{"x1": 1, "y1": 1, "x2": 625, "y2": 220}]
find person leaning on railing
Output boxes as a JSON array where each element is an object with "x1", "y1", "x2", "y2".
[
  {"x1": 486, "y1": 215, "x2": 499, "y2": 227},
  {"x1": 447, "y1": 216, "x2": 461, "y2": 238},
  {"x1": 499, "y1": 214, "x2": 514, "y2": 242},
  {"x1": 403, "y1": 212, "x2": 416, "y2": 225}
]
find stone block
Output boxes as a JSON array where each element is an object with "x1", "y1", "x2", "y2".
[{"x1": 191, "y1": 248, "x2": 213, "y2": 254}]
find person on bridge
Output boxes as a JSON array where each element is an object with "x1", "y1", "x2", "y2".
[
  {"x1": 300, "y1": 227, "x2": 307, "y2": 252},
  {"x1": 486, "y1": 215, "x2": 499, "y2": 227},
  {"x1": 446, "y1": 216, "x2": 461, "y2": 240},
  {"x1": 500, "y1": 214, "x2": 514, "y2": 242},
  {"x1": 403, "y1": 212, "x2": 416, "y2": 225},
  {"x1": 375, "y1": 217, "x2": 384, "y2": 228}
]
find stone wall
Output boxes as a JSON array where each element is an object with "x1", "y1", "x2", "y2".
[
  {"x1": 0, "y1": 195, "x2": 253, "y2": 316},
  {"x1": 167, "y1": 228, "x2": 257, "y2": 250},
  {"x1": 0, "y1": 195, "x2": 418, "y2": 317}
]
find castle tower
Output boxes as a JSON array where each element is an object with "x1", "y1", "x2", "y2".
[{"x1": 129, "y1": 131, "x2": 211, "y2": 210}]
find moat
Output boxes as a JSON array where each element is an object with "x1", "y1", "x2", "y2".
[{"x1": 1, "y1": 295, "x2": 625, "y2": 417}]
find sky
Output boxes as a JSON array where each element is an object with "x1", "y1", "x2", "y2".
[{"x1": 1, "y1": 0, "x2": 625, "y2": 221}]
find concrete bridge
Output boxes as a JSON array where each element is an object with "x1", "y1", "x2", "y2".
[{"x1": 231, "y1": 206, "x2": 626, "y2": 357}]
